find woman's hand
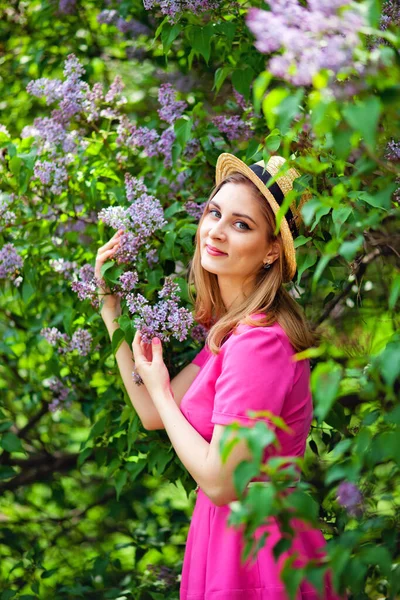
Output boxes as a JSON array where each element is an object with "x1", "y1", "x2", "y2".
[
  {"x1": 95, "y1": 230, "x2": 123, "y2": 317},
  {"x1": 132, "y1": 330, "x2": 172, "y2": 400}
]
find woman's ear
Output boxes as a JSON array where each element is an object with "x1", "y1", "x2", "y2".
[{"x1": 263, "y1": 240, "x2": 280, "y2": 265}]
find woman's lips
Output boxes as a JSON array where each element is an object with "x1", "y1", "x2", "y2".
[{"x1": 206, "y1": 244, "x2": 228, "y2": 256}]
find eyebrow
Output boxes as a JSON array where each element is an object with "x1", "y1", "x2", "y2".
[{"x1": 209, "y1": 200, "x2": 257, "y2": 226}]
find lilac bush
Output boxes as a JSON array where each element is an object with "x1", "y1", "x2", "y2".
[{"x1": 246, "y1": 0, "x2": 366, "y2": 86}]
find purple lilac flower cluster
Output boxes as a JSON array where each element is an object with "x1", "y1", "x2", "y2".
[
  {"x1": 211, "y1": 115, "x2": 253, "y2": 142},
  {"x1": 143, "y1": 0, "x2": 221, "y2": 21},
  {"x1": 98, "y1": 177, "x2": 166, "y2": 265},
  {"x1": 145, "y1": 248, "x2": 159, "y2": 267},
  {"x1": 185, "y1": 200, "x2": 205, "y2": 221},
  {"x1": 0, "y1": 194, "x2": 16, "y2": 232},
  {"x1": 191, "y1": 323, "x2": 208, "y2": 343},
  {"x1": 158, "y1": 83, "x2": 187, "y2": 125},
  {"x1": 47, "y1": 377, "x2": 71, "y2": 412},
  {"x1": 58, "y1": 0, "x2": 76, "y2": 14},
  {"x1": 147, "y1": 564, "x2": 176, "y2": 586},
  {"x1": 41, "y1": 326, "x2": 93, "y2": 356},
  {"x1": 25, "y1": 56, "x2": 128, "y2": 194},
  {"x1": 380, "y1": 1, "x2": 400, "y2": 30},
  {"x1": 71, "y1": 264, "x2": 100, "y2": 308},
  {"x1": 0, "y1": 243, "x2": 24, "y2": 286},
  {"x1": 127, "y1": 277, "x2": 194, "y2": 383},
  {"x1": 385, "y1": 140, "x2": 400, "y2": 162},
  {"x1": 337, "y1": 481, "x2": 363, "y2": 517},
  {"x1": 246, "y1": 0, "x2": 366, "y2": 86},
  {"x1": 97, "y1": 9, "x2": 151, "y2": 35}
]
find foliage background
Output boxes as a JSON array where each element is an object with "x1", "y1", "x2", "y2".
[{"x1": 0, "y1": 0, "x2": 399, "y2": 598}]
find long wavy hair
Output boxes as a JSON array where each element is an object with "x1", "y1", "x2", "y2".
[{"x1": 187, "y1": 172, "x2": 316, "y2": 355}]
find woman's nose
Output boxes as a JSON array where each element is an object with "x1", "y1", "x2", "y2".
[{"x1": 208, "y1": 220, "x2": 226, "y2": 238}]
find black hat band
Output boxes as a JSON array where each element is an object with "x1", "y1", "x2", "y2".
[{"x1": 250, "y1": 164, "x2": 298, "y2": 237}]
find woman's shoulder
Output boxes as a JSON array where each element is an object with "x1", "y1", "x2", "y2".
[{"x1": 235, "y1": 313, "x2": 293, "y2": 350}]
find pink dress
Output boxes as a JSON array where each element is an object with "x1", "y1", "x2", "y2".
[{"x1": 179, "y1": 314, "x2": 345, "y2": 600}]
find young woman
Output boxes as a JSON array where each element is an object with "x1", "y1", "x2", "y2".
[{"x1": 95, "y1": 153, "x2": 345, "y2": 600}]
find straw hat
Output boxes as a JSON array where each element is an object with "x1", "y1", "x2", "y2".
[{"x1": 215, "y1": 152, "x2": 309, "y2": 283}]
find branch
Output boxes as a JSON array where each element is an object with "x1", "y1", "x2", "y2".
[
  {"x1": 313, "y1": 247, "x2": 381, "y2": 328},
  {"x1": 0, "y1": 452, "x2": 80, "y2": 493}
]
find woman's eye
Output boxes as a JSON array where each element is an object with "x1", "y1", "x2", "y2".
[{"x1": 208, "y1": 209, "x2": 249, "y2": 230}]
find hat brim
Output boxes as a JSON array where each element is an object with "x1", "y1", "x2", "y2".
[{"x1": 215, "y1": 152, "x2": 296, "y2": 283}]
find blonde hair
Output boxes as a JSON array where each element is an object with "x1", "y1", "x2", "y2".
[{"x1": 187, "y1": 172, "x2": 316, "y2": 355}]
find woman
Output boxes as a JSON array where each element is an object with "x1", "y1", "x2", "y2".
[{"x1": 95, "y1": 153, "x2": 345, "y2": 599}]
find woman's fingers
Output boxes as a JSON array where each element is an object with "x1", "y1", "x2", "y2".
[{"x1": 97, "y1": 230, "x2": 124, "y2": 253}]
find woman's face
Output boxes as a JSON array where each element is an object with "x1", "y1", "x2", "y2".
[{"x1": 199, "y1": 182, "x2": 273, "y2": 285}]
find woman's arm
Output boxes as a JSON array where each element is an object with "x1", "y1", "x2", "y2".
[{"x1": 150, "y1": 388, "x2": 252, "y2": 506}]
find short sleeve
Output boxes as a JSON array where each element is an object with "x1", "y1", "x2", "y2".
[
  {"x1": 211, "y1": 328, "x2": 295, "y2": 427},
  {"x1": 191, "y1": 345, "x2": 210, "y2": 368}
]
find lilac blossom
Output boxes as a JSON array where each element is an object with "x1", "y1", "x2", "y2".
[
  {"x1": 246, "y1": 1, "x2": 366, "y2": 86},
  {"x1": 0, "y1": 243, "x2": 24, "y2": 284},
  {"x1": 34, "y1": 159, "x2": 69, "y2": 195},
  {"x1": 128, "y1": 276, "x2": 194, "y2": 344},
  {"x1": 380, "y1": 1, "x2": 400, "y2": 30},
  {"x1": 104, "y1": 75, "x2": 127, "y2": 106},
  {"x1": 158, "y1": 84, "x2": 187, "y2": 125},
  {"x1": 183, "y1": 138, "x2": 201, "y2": 160},
  {"x1": 119, "y1": 270, "x2": 139, "y2": 292},
  {"x1": 71, "y1": 264, "x2": 99, "y2": 308},
  {"x1": 97, "y1": 9, "x2": 118, "y2": 24},
  {"x1": 98, "y1": 185, "x2": 166, "y2": 264},
  {"x1": 125, "y1": 173, "x2": 148, "y2": 202},
  {"x1": 191, "y1": 324, "x2": 208, "y2": 343},
  {"x1": 116, "y1": 17, "x2": 151, "y2": 36},
  {"x1": 41, "y1": 327, "x2": 69, "y2": 347},
  {"x1": 212, "y1": 115, "x2": 253, "y2": 142},
  {"x1": 185, "y1": 200, "x2": 205, "y2": 220},
  {"x1": 385, "y1": 140, "x2": 400, "y2": 162},
  {"x1": 47, "y1": 377, "x2": 71, "y2": 412},
  {"x1": 0, "y1": 194, "x2": 16, "y2": 231},
  {"x1": 69, "y1": 329, "x2": 93, "y2": 356},
  {"x1": 146, "y1": 248, "x2": 159, "y2": 267},
  {"x1": 143, "y1": 0, "x2": 222, "y2": 21},
  {"x1": 158, "y1": 128, "x2": 176, "y2": 167},
  {"x1": 58, "y1": 0, "x2": 76, "y2": 14},
  {"x1": 0, "y1": 124, "x2": 10, "y2": 137},
  {"x1": 49, "y1": 258, "x2": 78, "y2": 280},
  {"x1": 337, "y1": 481, "x2": 363, "y2": 517}
]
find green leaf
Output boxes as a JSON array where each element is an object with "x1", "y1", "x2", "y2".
[
  {"x1": 187, "y1": 24, "x2": 213, "y2": 64},
  {"x1": 112, "y1": 328, "x2": 125, "y2": 355},
  {"x1": 358, "y1": 184, "x2": 397, "y2": 210},
  {"x1": 233, "y1": 460, "x2": 260, "y2": 495},
  {"x1": 253, "y1": 71, "x2": 272, "y2": 115},
  {"x1": 88, "y1": 416, "x2": 107, "y2": 441},
  {"x1": 280, "y1": 554, "x2": 304, "y2": 600},
  {"x1": 389, "y1": 274, "x2": 400, "y2": 310},
  {"x1": 232, "y1": 67, "x2": 254, "y2": 101},
  {"x1": 174, "y1": 117, "x2": 193, "y2": 147},
  {"x1": 262, "y1": 88, "x2": 289, "y2": 130},
  {"x1": 312, "y1": 362, "x2": 343, "y2": 422},
  {"x1": 293, "y1": 235, "x2": 312, "y2": 249},
  {"x1": 115, "y1": 469, "x2": 128, "y2": 501},
  {"x1": 343, "y1": 97, "x2": 382, "y2": 148},
  {"x1": 284, "y1": 490, "x2": 318, "y2": 524},
  {"x1": 338, "y1": 235, "x2": 364, "y2": 262},
  {"x1": 0, "y1": 466, "x2": 17, "y2": 480},
  {"x1": 0, "y1": 432, "x2": 24, "y2": 453},
  {"x1": 161, "y1": 23, "x2": 182, "y2": 55},
  {"x1": 213, "y1": 67, "x2": 232, "y2": 94},
  {"x1": 296, "y1": 250, "x2": 317, "y2": 284}
]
